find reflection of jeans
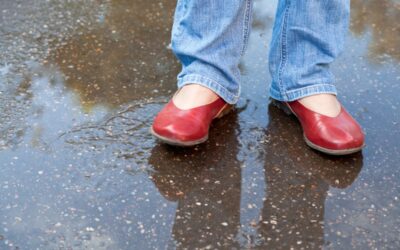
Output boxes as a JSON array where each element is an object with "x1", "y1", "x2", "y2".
[{"x1": 171, "y1": 0, "x2": 350, "y2": 104}]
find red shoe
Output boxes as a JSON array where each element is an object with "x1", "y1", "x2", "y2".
[
  {"x1": 150, "y1": 96, "x2": 232, "y2": 146},
  {"x1": 277, "y1": 100, "x2": 365, "y2": 155}
]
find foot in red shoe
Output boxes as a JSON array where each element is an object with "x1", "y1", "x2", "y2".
[
  {"x1": 150, "y1": 85, "x2": 232, "y2": 146},
  {"x1": 273, "y1": 96, "x2": 365, "y2": 155}
]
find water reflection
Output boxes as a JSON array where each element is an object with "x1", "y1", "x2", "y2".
[
  {"x1": 49, "y1": 0, "x2": 180, "y2": 108},
  {"x1": 1, "y1": 0, "x2": 397, "y2": 248},
  {"x1": 148, "y1": 112, "x2": 242, "y2": 249},
  {"x1": 255, "y1": 104, "x2": 363, "y2": 248},
  {"x1": 350, "y1": 0, "x2": 400, "y2": 62},
  {"x1": 147, "y1": 102, "x2": 364, "y2": 249},
  {"x1": 47, "y1": 0, "x2": 400, "y2": 112}
]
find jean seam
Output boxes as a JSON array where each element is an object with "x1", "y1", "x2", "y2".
[
  {"x1": 171, "y1": 0, "x2": 184, "y2": 39},
  {"x1": 240, "y1": 0, "x2": 253, "y2": 56},
  {"x1": 277, "y1": 0, "x2": 291, "y2": 100}
]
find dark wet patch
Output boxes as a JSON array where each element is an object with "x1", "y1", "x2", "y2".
[{"x1": 48, "y1": 0, "x2": 180, "y2": 107}]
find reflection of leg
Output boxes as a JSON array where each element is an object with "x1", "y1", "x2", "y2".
[
  {"x1": 269, "y1": 0, "x2": 350, "y2": 102},
  {"x1": 257, "y1": 106, "x2": 329, "y2": 248},
  {"x1": 171, "y1": 0, "x2": 253, "y2": 105},
  {"x1": 149, "y1": 113, "x2": 242, "y2": 248}
]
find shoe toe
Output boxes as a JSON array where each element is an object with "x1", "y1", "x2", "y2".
[
  {"x1": 285, "y1": 100, "x2": 365, "y2": 154},
  {"x1": 328, "y1": 127, "x2": 364, "y2": 150},
  {"x1": 152, "y1": 113, "x2": 206, "y2": 142},
  {"x1": 150, "y1": 96, "x2": 228, "y2": 145},
  {"x1": 314, "y1": 119, "x2": 365, "y2": 151}
]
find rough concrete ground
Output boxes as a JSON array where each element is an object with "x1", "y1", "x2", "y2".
[{"x1": 0, "y1": 0, "x2": 399, "y2": 249}]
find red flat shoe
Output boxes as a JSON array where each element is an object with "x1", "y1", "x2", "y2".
[
  {"x1": 150, "y1": 96, "x2": 232, "y2": 146},
  {"x1": 275, "y1": 100, "x2": 365, "y2": 155}
]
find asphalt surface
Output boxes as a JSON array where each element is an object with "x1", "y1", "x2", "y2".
[{"x1": 0, "y1": 0, "x2": 399, "y2": 249}]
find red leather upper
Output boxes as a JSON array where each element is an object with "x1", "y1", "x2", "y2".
[
  {"x1": 287, "y1": 100, "x2": 365, "y2": 150},
  {"x1": 152, "y1": 97, "x2": 227, "y2": 142}
]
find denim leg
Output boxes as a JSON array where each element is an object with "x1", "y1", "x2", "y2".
[
  {"x1": 269, "y1": 0, "x2": 350, "y2": 101},
  {"x1": 171, "y1": 0, "x2": 253, "y2": 104}
]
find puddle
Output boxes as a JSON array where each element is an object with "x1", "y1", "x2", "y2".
[{"x1": 0, "y1": 0, "x2": 399, "y2": 249}]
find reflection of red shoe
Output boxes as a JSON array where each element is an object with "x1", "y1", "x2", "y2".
[
  {"x1": 278, "y1": 100, "x2": 365, "y2": 155},
  {"x1": 150, "y1": 96, "x2": 232, "y2": 146}
]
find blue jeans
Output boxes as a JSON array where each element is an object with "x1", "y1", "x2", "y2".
[{"x1": 171, "y1": 0, "x2": 350, "y2": 104}]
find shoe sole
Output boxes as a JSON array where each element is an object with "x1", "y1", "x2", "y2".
[
  {"x1": 303, "y1": 135, "x2": 365, "y2": 156},
  {"x1": 271, "y1": 99, "x2": 365, "y2": 156},
  {"x1": 150, "y1": 104, "x2": 232, "y2": 147}
]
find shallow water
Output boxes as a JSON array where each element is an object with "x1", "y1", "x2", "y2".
[{"x1": 0, "y1": 0, "x2": 399, "y2": 249}]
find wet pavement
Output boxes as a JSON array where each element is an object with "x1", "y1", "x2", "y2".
[{"x1": 0, "y1": 0, "x2": 399, "y2": 249}]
